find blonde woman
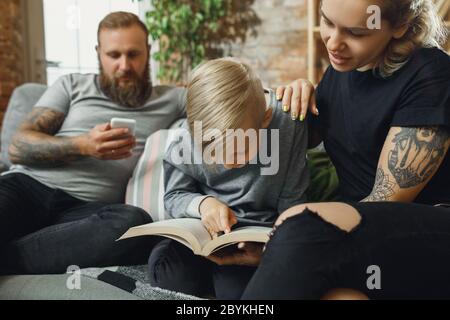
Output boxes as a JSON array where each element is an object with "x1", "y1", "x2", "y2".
[
  {"x1": 283, "y1": 0, "x2": 450, "y2": 205},
  {"x1": 148, "y1": 58, "x2": 309, "y2": 299},
  {"x1": 213, "y1": 0, "x2": 450, "y2": 299}
]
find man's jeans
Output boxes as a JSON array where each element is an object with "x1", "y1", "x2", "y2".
[{"x1": 0, "y1": 173, "x2": 156, "y2": 274}]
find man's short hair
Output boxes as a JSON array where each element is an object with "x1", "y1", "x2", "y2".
[{"x1": 97, "y1": 11, "x2": 149, "y2": 45}]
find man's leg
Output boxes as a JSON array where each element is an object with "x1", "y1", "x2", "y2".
[
  {"x1": 0, "y1": 173, "x2": 67, "y2": 274},
  {"x1": 148, "y1": 239, "x2": 215, "y2": 297},
  {"x1": 1, "y1": 199, "x2": 157, "y2": 274},
  {"x1": 0, "y1": 173, "x2": 57, "y2": 245}
]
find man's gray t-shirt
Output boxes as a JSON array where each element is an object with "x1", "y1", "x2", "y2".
[{"x1": 7, "y1": 74, "x2": 186, "y2": 203}]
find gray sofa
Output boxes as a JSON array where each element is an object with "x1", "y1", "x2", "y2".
[
  {"x1": 0, "y1": 84, "x2": 47, "y2": 171},
  {"x1": 0, "y1": 84, "x2": 198, "y2": 300}
]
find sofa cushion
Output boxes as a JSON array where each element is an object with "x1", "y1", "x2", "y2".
[
  {"x1": 1, "y1": 83, "x2": 47, "y2": 167},
  {"x1": 0, "y1": 265, "x2": 201, "y2": 300},
  {"x1": 0, "y1": 274, "x2": 141, "y2": 300},
  {"x1": 125, "y1": 119, "x2": 185, "y2": 222}
]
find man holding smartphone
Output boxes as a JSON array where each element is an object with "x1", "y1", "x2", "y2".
[{"x1": 0, "y1": 12, "x2": 186, "y2": 274}]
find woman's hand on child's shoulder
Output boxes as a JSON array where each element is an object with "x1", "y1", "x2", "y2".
[
  {"x1": 199, "y1": 197, "x2": 238, "y2": 237},
  {"x1": 276, "y1": 79, "x2": 319, "y2": 122}
]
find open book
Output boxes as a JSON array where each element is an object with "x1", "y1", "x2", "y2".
[{"x1": 118, "y1": 218, "x2": 272, "y2": 256}]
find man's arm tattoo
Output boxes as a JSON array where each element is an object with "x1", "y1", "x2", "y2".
[
  {"x1": 388, "y1": 127, "x2": 449, "y2": 188},
  {"x1": 26, "y1": 107, "x2": 65, "y2": 134},
  {"x1": 9, "y1": 108, "x2": 82, "y2": 167}
]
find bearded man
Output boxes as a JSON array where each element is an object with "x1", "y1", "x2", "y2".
[{"x1": 0, "y1": 12, "x2": 186, "y2": 274}]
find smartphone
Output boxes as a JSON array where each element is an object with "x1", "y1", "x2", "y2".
[{"x1": 110, "y1": 118, "x2": 136, "y2": 136}]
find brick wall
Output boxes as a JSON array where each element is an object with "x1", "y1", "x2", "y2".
[
  {"x1": 0, "y1": 0, "x2": 23, "y2": 127},
  {"x1": 0, "y1": 0, "x2": 309, "y2": 120},
  {"x1": 230, "y1": 0, "x2": 308, "y2": 88}
]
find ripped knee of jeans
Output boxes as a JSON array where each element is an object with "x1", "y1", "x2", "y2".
[
  {"x1": 272, "y1": 203, "x2": 362, "y2": 240},
  {"x1": 310, "y1": 203, "x2": 362, "y2": 233}
]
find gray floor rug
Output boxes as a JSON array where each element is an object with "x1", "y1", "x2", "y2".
[{"x1": 81, "y1": 265, "x2": 202, "y2": 300}]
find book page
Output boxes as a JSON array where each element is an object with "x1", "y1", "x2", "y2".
[
  {"x1": 169, "y1": 219, "x2": 214, "y2": 252},
  {"x1": 118, "y1": 218, "x2": 212, "y2": 254}
]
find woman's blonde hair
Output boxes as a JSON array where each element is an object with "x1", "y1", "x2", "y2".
[
  {"x1": 378, "y1": 0, "x2": 448, "y2": 77},
  {"x1": 187, "y1": 58, "x2": 266, "y2": 149}
]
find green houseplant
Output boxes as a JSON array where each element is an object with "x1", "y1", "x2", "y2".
[{"x1": 137, "y1": 0, "x2": 260, "y2": 84}]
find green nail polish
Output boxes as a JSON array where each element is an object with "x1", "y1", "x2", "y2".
[
  {"x1": 300, "y1": 115, "x2": 305, "y2": 122},
  {"x1": 283, "y1": 105, "x2": 289, "y2": 112},
  {"x1": 291, "y1": 113, "x2": 297, "y2": 121}
]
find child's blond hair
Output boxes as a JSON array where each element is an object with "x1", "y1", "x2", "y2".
[{"x1": 187, "y1": 58, "x2": 266, "y2": 150}]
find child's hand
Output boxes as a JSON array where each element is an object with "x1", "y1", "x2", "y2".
[{"x1": 199, "y1": 197, "x2": 238, "y2": 236}]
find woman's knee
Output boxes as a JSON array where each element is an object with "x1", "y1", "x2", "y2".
[
  {"x1": 278, "y1": 202, "x2": 361, "y2": 233},
  {"x1": 311, "y1": 203, "x2": 361, "y2": 233}
]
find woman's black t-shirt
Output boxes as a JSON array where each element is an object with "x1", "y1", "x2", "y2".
[{"x1": 313, "y1": 47, "x2": 450, "y2": 205}]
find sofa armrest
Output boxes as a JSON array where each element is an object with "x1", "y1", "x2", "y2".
[{"x1": 1, "y1": 83, "x2": 47, "y2": 168}]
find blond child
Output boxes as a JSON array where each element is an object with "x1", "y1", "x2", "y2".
[{"x1": 148, "y1": 58, "x2": 309, "y2": 299}]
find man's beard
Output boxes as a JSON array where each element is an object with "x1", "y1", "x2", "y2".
[{"x1": 99, "y1": 60, "x2": 152, "y2": 108}]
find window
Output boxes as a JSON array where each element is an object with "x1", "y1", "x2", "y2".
[{"x1": 43, "y1": 0, "x2": 142, "y2": 85}]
